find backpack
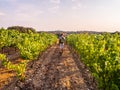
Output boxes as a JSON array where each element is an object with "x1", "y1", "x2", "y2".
[{"x1": 59, "y1": 36, "x2": 65, "y2": 43}]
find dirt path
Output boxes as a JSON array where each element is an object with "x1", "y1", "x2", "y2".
[{"x1": 2, "y1": 45, "x2": 97, "y2": 90}]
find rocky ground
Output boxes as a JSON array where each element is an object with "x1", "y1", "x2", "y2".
[{"x1": 1, "y1": 45, "x2": 97, "y2": 90}]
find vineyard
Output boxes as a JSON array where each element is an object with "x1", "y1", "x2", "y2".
[
  {"x1": 0, "y1": 28, "x2": 57, "y2": 89},
  {"x1": 0, "y1": 28, "x2": 120, "y2": 90},
  {"x1": 67, "y1": 33, "x2": 120, "y2": 90}
]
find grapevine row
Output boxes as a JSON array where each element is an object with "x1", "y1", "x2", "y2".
[
  {"x1": 67, "y1": 33, "x2": 120, "y2": 90},
  {"x1": 0, "y1": 28, "x2": 57, "y2": 80}
]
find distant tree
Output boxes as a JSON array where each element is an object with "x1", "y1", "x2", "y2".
[{"x1": 7, "y1": 26, "x2": 36, "y2": 33}]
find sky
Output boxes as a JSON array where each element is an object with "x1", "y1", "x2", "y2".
[{"x1": 0, "y1": 0, "x2": 120, "y2": 32}]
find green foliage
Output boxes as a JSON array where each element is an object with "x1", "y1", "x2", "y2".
[
  {"x1": 0, "y1": 28, "x2": 57, "y2": 80},
  {"x1": 67, "y1": 33, "x2": 120, "y2": 90},
  {"x1": 0, "y1": 28, "x2": 57, "y2": 60},
  {"x1": 0, "y1": 54, "x2": 6, "y2": 61},
  {"x1": 0, "y1": 53, "x2": 26, "y2": 80}
]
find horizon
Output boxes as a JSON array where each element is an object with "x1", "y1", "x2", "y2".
[
  {"x1": 1, "y1": 26, "x2": 119, "y2": 33},
  {"x1": 0, "y1": 0, "x2": 120, "y2": 32}
]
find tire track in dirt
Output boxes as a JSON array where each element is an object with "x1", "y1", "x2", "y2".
[{"x1": 3, "y1": 45, "x2": 96, "y2": 90}]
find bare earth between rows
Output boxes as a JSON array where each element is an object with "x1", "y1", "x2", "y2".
[{"x1": 2, "y1": 45, "x2": 97, "y2": 90}]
